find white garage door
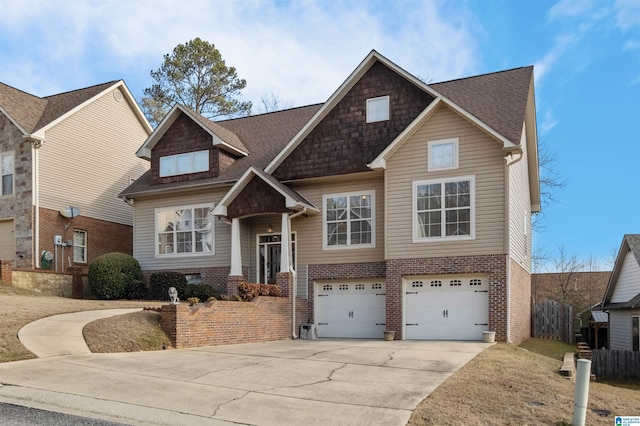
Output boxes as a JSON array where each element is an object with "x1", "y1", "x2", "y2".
[
  {"x1": 405, "y1": 275, "x2": 489, "y2": 341},
  {"x1": 0, "y1": 219, "x2": 14, "y2": 262},
  {"x1": 316, "y1": 280, "x2": 386, "y2": 338}
]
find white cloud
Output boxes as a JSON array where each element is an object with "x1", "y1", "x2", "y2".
[
  {"x1": 0, "y1": 0, "x2": 482, "y2": 108},
  {"x1": 614, "y1": 0, "x2": 640, "y2": 31},
  {"x1": 548, "y1": 0, "x2": 598, "y2": 20},
  {"x1": 540, "y1": 109, "x2": 559, "y2": 134}
]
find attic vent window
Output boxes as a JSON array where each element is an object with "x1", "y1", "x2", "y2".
[
  {"x1": 366, "y1": 96, "x2": 389, "y2": 123},
  {"x1": 160, "y1": 150, "x2": 209, "y2": 177}
]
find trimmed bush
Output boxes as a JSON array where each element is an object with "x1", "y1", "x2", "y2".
[
  {"x1": 147, "y1": 271, "x2": 187, "y2": 301},
  {"x1": 183, "y1": 284, "x2": 217, "y2": 301},
  {"x1": 89, "y1": 252, "x2": 144, "y2": 300},
  {"x1": 238, "y1": 282, "x2": 282, "y2": 301}
]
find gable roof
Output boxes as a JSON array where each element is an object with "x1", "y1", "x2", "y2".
[
  {"x1": 266, "y1": 50, "x2": 530, "y2": 174},
  {"x1": 212, "y1": 166, "x2": 318, "y2": 218},
  {"x1": 0, "y1": 80, "x2": 152, "y2": 137},
  {"x1": 121, "y1": 104, "x2": 322, "y2": 198},
  {"x1": 123, "y1": 50, "x2": 537, "y2": 200},
  {"x1": 136, "y1": 104, "x2": 249, "y2": 159},
  {"x1": 431, "y1": 66, "x2": 533, "y2": 147},
  {"x1": 602, "y1": 234, "x2": 640, "y2": 309}
]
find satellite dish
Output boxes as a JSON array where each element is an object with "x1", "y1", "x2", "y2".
[{"x1": 60, "y1": 206, "x2": 80, "y2": 218}]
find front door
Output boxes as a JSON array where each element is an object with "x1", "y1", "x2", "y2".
[{"x1": 257, "y1": 234, "x2": 296, "y2": 284}]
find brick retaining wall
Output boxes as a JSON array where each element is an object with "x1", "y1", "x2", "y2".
[{"x1": 161, "y1": 296, "x2": 303, "y2": 348}]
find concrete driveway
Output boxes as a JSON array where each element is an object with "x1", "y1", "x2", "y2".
[{"x1": 1, "y1": 313, "x2": 489, "y2": 425}]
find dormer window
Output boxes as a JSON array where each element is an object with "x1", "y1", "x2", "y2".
[
  {"x1": 160, "y1": 150, "x2": 209, "y2": 177},
  {"x1": 366, "y1": 96, "x2": 389, "y2": 123}
]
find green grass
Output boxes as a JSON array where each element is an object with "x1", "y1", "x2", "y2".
[{"x1": 518, "y1": 337, "x2": 576, "y2": 360}]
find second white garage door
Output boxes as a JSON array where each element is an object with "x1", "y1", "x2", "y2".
[
  {"x1": 404, "y1": 275, "x2": 489, "y2": 341},
  {"x1": 316, "y1": 279, "x2": 386, "y2": 338}
]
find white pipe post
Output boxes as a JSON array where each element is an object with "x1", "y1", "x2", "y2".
[
  {"x1": 230, "y1": 218, "x2": 242, "y2": 276},
  {"x1": 573, "y1": 358, "x2": 592, "y2": 426}
]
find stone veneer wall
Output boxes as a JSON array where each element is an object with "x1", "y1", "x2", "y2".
[
  {"x1": 10, "y1": 269, "x2": 90, "y2": 298},
  {"x1": 0, "y1": 114, "x2": 34, "y2": 269}
]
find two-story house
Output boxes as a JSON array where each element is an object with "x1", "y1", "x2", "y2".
[
  {"x1": 0, "y1": 81, "x2": 152, "y2": 273},
  {"x1": 122, "y1": 50, "x2": 539, "y2": 343}
]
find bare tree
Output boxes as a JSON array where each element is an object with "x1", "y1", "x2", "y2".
[
  {"x1": 256, "y1": 93, "x2": 292, "y2": 114},
  {"x1": 532, "y1": 138, "x2": 566, "y2": 233}
]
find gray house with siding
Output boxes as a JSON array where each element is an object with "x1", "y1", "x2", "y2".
[
  {"x1": 122, "y1": 50, "x2": 540, "y2": 344},
  {"x1": 602, "y1": 234, "x2": 640, "y2": 351}
]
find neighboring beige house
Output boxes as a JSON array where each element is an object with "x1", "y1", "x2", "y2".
[
  {"x1": 122, "y1": 50, "x2": 540, "y2": 343},
  {"x1": 0, "y1": 80, "x2": 152, "y2": 273},
  {"x1": 602, "y1": 234, "x2": 640, "y2": 351}
]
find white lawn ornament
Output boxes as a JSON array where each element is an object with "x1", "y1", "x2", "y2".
[{"x1": 168, "y1": 287, "x2": 180, "y2": 305}]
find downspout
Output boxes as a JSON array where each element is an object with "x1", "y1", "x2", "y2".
[
  {"x1": 504, "y1": 150, "x2": 523, "y2": 344},
  {"x1": 287, "y1": 207, "x2": 308, "y2": 339},
  {"x1": 29, "y1": 137, "x2": 44, "y2": 268}
]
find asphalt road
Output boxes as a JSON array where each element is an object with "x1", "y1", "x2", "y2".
[{"x1": 0, "y1": 402, "x2": 128, "y2": 425}]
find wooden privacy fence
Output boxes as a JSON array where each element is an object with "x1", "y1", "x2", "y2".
[
  {"x1": 591, "y1": 349, "x2": 640, "y2": 380},
  {"x1": 533, "y1": 301, "x2": 573, "y2": 343}
]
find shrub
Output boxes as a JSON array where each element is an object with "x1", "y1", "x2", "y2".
[
  {"x1": 125, "y1": 279, "x2": 148, "y2": 300},
  {"x1": 88, "y1": 252, "x2": 144, "y2": 300},
  {"x1": 147, "y1": 271, "x2": 187, "y2": 301},
  {"x1": 237, "y1": 282, "x2": 282, "y2": 301},
  {"x1": 183, "y1": 284, "x2": 217, "y2": 301}
]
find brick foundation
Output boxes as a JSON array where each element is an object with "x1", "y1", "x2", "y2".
[
  {"x1": 509, "y1": 258, "x2": 532, "y2": 344},
  {"x1": 0, "y1": 260, "x2": 12, "y2": 284}
]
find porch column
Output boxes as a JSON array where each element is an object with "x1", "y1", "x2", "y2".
[
  {"x1": 230, "y1": 217, "x2": 242, "y2": 276},
  {"x1": 280, "y1": 213, "x2": 290, "y2": 274}
]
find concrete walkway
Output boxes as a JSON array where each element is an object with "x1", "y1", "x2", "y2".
[
  {"x1": 18, "y1": 309, "x2": 142, "y2": 357},
  {"x1": 1, "y1": 310, "x2": 491, "y2": 426}
]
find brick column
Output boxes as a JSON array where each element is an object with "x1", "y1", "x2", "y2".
[
  {"x1": 226, "y1": 275, "x2": 245, "y2": 296},
  {"x1": 276, "y1": 271, "x2": 292, "y2": 298},
  {"x1": 0, "y1": 260, "x2": 12, "y2": 285},
  {"x1": 160, "y1": 303, "x2": 190, "y2": 348}
]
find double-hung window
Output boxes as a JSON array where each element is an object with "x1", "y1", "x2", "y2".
[
  {"x1": 323, "y1": 191, "x2": 375, "y2": 249},
  {"x1": 1, "y1": 152, "x2": 14, "y2": 195},
  {"x1": 413, "y1": 176, "x2": 475, "y2": 242},
  {"x1": 73, "y1": 230, "x2": 87, "y2": 263},
  {"x1": 159, "y1": 150, "x2": 209, "y2": 177},
  {"x1": 156, "y1": 204, "x2": 214, "y2": 256}
]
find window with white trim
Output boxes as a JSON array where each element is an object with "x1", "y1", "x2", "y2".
[
  {"x1": 159, "y1": 150, "x2": 209, "y2": 177},
  {"x1": 73, "y1": 230, "x2": 87, "y2": 263},
  {"x1": 1, "y1": 152, "x2": 14, "y2": 195},
  {"x1": 323, "y1": 191, "x2": 374, "y2": 249},
  {"x1": 633, "y1": 316, "x2": 639, "y2": 352},
  {"x1": 156, "y1": 204, "x2": 214, "y2": 256},
  {"x1": 413, "y1": 176, "x2": 475, "y2": 241},
  {"x1": 428, "y1": 138, "x2": 458, "y2": 171},
  {"x1": 366, "y1": 96, "x2": 389, "y2": 123}
]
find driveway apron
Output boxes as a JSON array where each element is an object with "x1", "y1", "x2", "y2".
[{"x1": 1, "y1": 311, "x2": 490, "y2": 426}]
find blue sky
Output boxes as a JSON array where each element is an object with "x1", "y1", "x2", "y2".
[{"x1": 0, "y1": 0, "x2": 638, "y2": 270}]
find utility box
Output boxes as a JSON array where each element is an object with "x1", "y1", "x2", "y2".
[{"x1": 299, "y1": 324, "x2": 316, "y2": 340}]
